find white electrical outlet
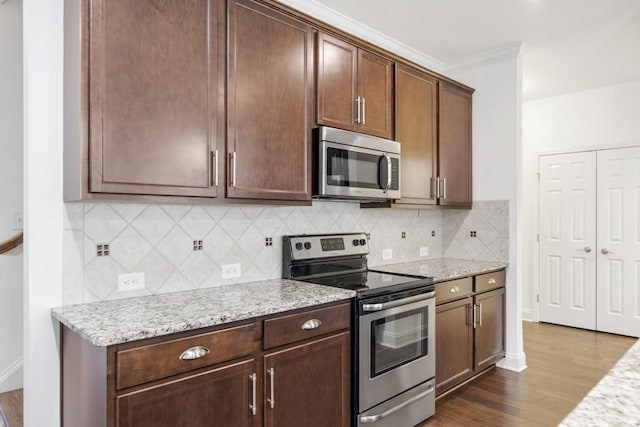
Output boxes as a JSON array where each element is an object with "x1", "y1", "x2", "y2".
[
  {"x1": 12, "y1": 211, "x2": 23, "y2": 230},
  {"x1": 222, "y1": 263, "x2": 241, "y2": 279},
  {"x1": 118, "y1": 272, "x2": 145, "y2": 292},
  {"x1": 382, "y1": 249, "x2": 392, "y2": 260},
  {"x1": 420, "y1": 246, "x2": 429, "y2": 257}
]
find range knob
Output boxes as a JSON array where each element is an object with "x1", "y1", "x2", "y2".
[
  {"x1": 359, "y1": 239, "x2": 366, "y2": 246},
  {"x1": 352, "y1": 239, "x2": 360, "y2": 246},
  {"x1": 304, "y1": 241, "x2": 312, "y2": 250},
  {"x1": 295, "y1": 242, "x2": 303, "y2": 250}
]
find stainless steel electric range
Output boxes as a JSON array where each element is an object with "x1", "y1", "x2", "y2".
[{"x1": 283, "y1": 232, "x2": 436, "y2": 427}]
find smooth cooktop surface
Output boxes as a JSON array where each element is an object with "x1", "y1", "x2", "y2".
[{"x1": 305, "y1": 270, "x2": 433, "y2": 297}]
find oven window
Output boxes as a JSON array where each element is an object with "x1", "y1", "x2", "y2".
[
  {"x1": 326, "y1": 147, "x2": 381, "y2": 189},
  {"x1": 370, "y1": 306, "x2": 429, "y2": 377}
]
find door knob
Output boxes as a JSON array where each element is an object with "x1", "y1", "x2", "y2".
[
  {"x1": 583, "y1": 246, "x2": 592, "y2": 253},
  {"x1": 601, "y1": 248, "x2": 611, "y2": 255}
]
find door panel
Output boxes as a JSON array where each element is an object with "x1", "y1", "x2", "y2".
[
  {"x1": 435, "y1": 297, "x2": 473, "y2": 396},
  {"x1": 394, "y1": 65, "x2": 437, "y2": 206},
  {"x1": 227, "y1": 0, "x2": 313, "y2": 201},
  {"x1": 474, "y1": 288, "x2": 505, "y2": 372},
  {"x1": 596, "y1": 147, "x2": 640, "y2": 337},
  {"x1": 438, "y1": 82, "x2": 472, "y2": 207},
  {"x1": 89, "y1": 0, "x2": 220, "y2": 197},
  {"x1": 357, "y1": 50, "x2": 394, "y2": 139},
  {"x1": 316, "y1": 33, "x2": 358, "y2": 132},
  {"x1": 538, "y1": 152, "x2": 597, "y2": 330}
]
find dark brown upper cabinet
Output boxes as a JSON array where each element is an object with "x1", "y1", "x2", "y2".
[
  {"x1": 70, "y1": 0, "x2": 225, "y2": 199},
  {"x1": 227, "y1": 0, "x2": 313, "y2": 201},
  {"x1": 393, "y1": 64, "x2": 438, "y2": 207},
  {"x1": 317, "y1": 33, "x2": 394, "y2": 140},
  {"x1": 392, "y1": 66, "x2": 473, "y2": 209}
]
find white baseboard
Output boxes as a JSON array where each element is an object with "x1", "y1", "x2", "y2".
[
  {"x1": 522, "y1": 308, "x2": 535, "y2": 322},
  {"x1": 0, "y1": 357, "x2": 23, "y2": 393},
  {"x1": 496, "y1": 352, "x2": 527, "y2": 372}
]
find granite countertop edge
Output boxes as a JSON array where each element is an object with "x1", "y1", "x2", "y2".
[
  {"x1": 372, "y1": 258, "x2": 509, "y2": 282},
  {"x1": 51, "y1": 279, "x2": 356, "y2": 347}
]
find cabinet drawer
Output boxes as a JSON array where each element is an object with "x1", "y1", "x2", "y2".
[
  {"x1": 116, "y1": 323, "x2": 258, "y2": 390},
  {"x1": 263, "y1": 303, "x2": 350, "y2": 349},
  {"x1": 435, "y1": 277, "x2": 473, "y2": 304},
  {"x1": 475, "y1": 270, "x2": 506, "y2": 293}
]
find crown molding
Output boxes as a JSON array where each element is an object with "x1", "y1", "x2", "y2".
[
  {"x1": 276, "y1": 0, "x2": 444, "y2": 73},
  {"x1": 444, "y1": 41, "x2": 526, "y2": 74}
]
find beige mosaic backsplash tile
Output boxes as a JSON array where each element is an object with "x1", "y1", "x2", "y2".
[{"x1": 63, "y1": 200, "x2": 508, "y2": 304}]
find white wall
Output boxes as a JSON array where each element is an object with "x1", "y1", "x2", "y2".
[
  {"x1": 23, "y1": 0, "x2": 64, "y2": 426},
  {"x1": 522, "y1": 79, "x2": 640, "y2": 321},
  {"x1": 446, "y1": 48, "x2": 527, "y2": 372},
  {"x1": 0, "y1": 0, "x2": 24, "y2": 393}
]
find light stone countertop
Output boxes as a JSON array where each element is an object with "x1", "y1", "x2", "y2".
[
  {"x1": 372, "y1": 258, "x2": 508, "y2": 282},
  {"x1": 560, "y1": 338, "x2": 640, "y2": 426},
  {"x1": 51, "y1": 279, "x2": 355, "y2": 347}
]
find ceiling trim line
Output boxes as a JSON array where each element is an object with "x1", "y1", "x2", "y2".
[
  {"x1": 276, "y1": 0, "x2": 445, "y2": 72},
  {"x1": 444, "y1": 41, "x2": 525, "y2": 74}
]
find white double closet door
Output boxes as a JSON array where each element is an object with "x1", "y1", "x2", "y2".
[{"x1": 538, "y1": 147, "x2": 640, "y2": 337}]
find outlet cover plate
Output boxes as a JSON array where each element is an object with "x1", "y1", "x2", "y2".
[
  {"x1": 222, "y1": 263, "x2": 241, "y2": 279},
  {"x1": 382, "y1": 249, "x2": 392, "y2": 260},
  {"x1": 420, "y1": 246, "x2": 429, "y2": 257},
  {"x1": 118, "y1": 272, "x2": 145, "y2": 292}
]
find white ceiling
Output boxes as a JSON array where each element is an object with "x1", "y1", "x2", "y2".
[{"x1": 312, "y1": 0, "x2": 640, "y2": 101}]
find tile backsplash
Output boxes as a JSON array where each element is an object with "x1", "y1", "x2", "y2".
[{"x1": 63, "y1": 200, "x2": 508, "y2": 305}]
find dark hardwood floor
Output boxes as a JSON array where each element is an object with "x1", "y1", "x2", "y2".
[
  {"x1": 0, "y1": 388, "x2": 22, "y2": 427},
  {"x1": 420, "y1": 321, "x2": 637, "y2": 427},
  {"x1": 0, "y1": 322, "x2": 634, "y2": 427}
]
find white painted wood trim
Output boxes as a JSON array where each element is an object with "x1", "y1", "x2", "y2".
[
  {"x1": 276, "y1": 0, "x2": 445, "y2": 72},
  {"x1": 0, "y1": 357, "x2": 23, "y2": 393},
  {"x1": 496, "y1": 352, "x2": 528, "y2": 372},
  {"x1": 521, "y1": 309, "x2": 535, "y2": 322},
  {"x1": 445, "y1": 41, "x2": 525, "y2": 74}
]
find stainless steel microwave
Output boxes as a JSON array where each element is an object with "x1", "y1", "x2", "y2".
[{"x1": 313, "y1": 126, "x2": 401, "y2": 201}]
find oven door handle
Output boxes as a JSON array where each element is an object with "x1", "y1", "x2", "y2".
[
  {"x1": 362, "y1": 291, "x2": 435, "y2": 312},
  {"x1": 359, "y1": 382, "x2": 435, "y2": 423}
]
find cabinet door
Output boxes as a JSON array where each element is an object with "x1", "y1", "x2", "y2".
[
  {"x1": 89, "y1": 0, "x2": 221, "y2": 197},
  {"x1": 438, "y1": 82, "x2": 472, "y2": 207},
  {"x1": 358, "y1": 50, "x2": 394, "y2": 139},
  {"x1": 435, "y1": 297, "x2": 474, "y2": 396},
  {"x1": 116, "y1": 359, "x2": 258, "y2": 427},
  {"x1": 474, "y1": 288, "x2": 506, "y2": 371},
  {"x1": 316, "y1": 33, "x2": 358, "y2": 132},
  {"x1": 228, "y1": 0, "x2": 313, "y2": 201},
  {"x1": 264, "y1": 333, "x2": 350, "y2": 427},
  {"x1": 394, "y1": 65, "x2": 437, "y2": 206}
]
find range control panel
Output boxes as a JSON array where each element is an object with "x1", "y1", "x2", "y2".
[{"x1": 285, "y1": 233, "x2": 369, "y2": 260}]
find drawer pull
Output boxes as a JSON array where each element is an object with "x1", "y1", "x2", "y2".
[
  {"x1": 449, "y1": 286, "x2": 460, "y2": 293},
  {"x1": 488, "y1": 278, "x2": 496, "y2": 284},
  {"x1": 179, "y1": 346, "x2": 210, "y2": 361},
  {"x1": 301, "y1": 319, "x2": 322, "y2": 330}
]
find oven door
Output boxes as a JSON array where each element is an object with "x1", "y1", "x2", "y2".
[
  {"x1": 318, "y1": 140, "x2": 400, "y2": 200},
  {"x1": 358, "y1": 291, "x2": 435, "y2": 412}
]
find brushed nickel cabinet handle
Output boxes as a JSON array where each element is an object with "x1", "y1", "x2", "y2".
[
  {"x1": 435, "y1": 177, "x2": 441, "y2": 199},
  {"x1": 179, "y1": 346, "x2": 210, "y2": 361},
  {"x1": 478, "y1": 303, "x2": 483, "y2": 326},
  {"x1": 214, "y1": 149, "x2": 219, "y2": 186},
  {"x1": 488, "y1": 278, "x2": 496, "y2": 285},
  {"x1": 210, "y1": 150, "x2": 219, "y2": 187},
  {"x1": 362, "y1": 97, "x2": 366, "y2": 125},
  {"x1": 267, "y1": 368, "x2": 275, "y2": 409},
  {"x1": 249, "y1": 373, "x2": 257, "y2": 416},
  {"x1": 355, "y1": 97, "x2": 361, "y2": 124},
  {"x1": 449, "y1": 286, "x2": 460, "y2": 293},
  {"x1": 301, "y1": 319, "x2": 322, "y2": 330},
  {"x1": 230, "y1": 152, "x2": 237, "y2": 188},
  {"x1": 442, "y1": 177, "x2": 447, "y2": 199},
  {"x1": 472, "y1": 304, "x2": 477, "y2": 329}
]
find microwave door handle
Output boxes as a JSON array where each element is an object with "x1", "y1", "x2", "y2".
[{"x1": 381, "y1": 154, "x2": 392, "y2": 193}]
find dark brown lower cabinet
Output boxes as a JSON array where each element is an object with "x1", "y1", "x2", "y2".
[
  {"x1": 61, "y1": 301, "x2": 351, "y2": 427},
  {"x1": 435, "y1": 297, "x2": 473, "y2": 395},
  {"x1": 116, "y1": 359, "x2": 257, "y2": 427},
  {"x1": 263, "y1": 333, "x2": 350, "y2": 427},
  {"x1": 475, "y1": 288, "x2": 506, "y2": 371},
  {"x1": 435, "y1": 272, "x2": 506, "y2": 396}
]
